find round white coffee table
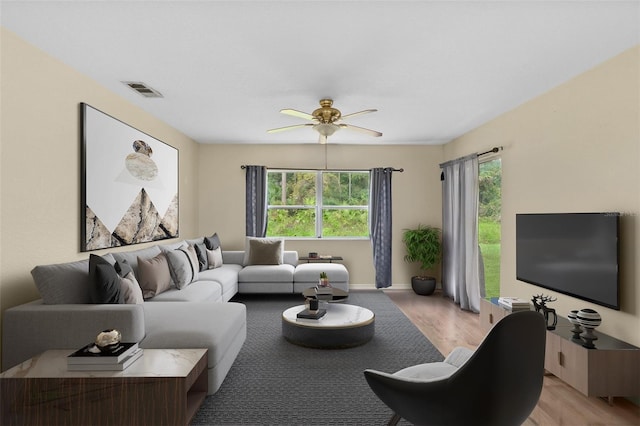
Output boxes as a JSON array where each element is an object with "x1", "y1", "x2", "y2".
[{"x1": 282, "y1": 304, "x2": 375, "y2": 348}]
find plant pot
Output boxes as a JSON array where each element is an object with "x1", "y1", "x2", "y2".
[{"x1": 411, "y1": 276, "x2": 436, "y2": 296}]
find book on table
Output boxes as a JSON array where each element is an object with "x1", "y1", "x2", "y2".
[
  {"x1": 297, "y1": 308, "x2": 327, "y2": 320},
  {"x1": 314, "y1": 286, "x2": 333, "y2": 295},
  {"x1": 498, "y1": 297, "x2": 531, "y2": 310},
  {"x1": 67, "y1": 348, "x2": 144, "y2": 371},
  {"x1": 67, "y1": 342, "x2": 139, "y2": 365}
]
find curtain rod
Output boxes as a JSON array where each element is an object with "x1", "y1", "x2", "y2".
[
  {"x1": 439, "y1": 146, "x2": 503, "y2": 169},
  {"x1": 478, "y1": 146, "x2": 503, "y2": 157},
  {"x1": 241, "y1": 165, "x2": 403, "y2": 172}
]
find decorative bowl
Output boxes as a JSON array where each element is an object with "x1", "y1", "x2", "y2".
[{"x1": 576, "y1": 308, "x2": 601, "y2": 329}]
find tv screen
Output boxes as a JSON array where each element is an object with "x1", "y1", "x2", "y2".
[{"x1": 516, "y1": 213, "x2": 620, "y2": 310}]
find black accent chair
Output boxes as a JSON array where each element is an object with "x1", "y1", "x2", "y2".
[{"x1": 364, "y1": 311, "x2": 546, "y2": 426}]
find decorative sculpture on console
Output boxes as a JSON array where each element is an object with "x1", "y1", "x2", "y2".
[{"x1": 532, "y1": 294, "x2": 558, "y2": 330}]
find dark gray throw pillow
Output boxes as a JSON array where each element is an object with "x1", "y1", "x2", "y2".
[
  {"x1": 194, "y1": 242, "x2": 209, "y2": 271},
  {"x1": 89, "y1": 254, "x2": 122, "y2": 304},
  {"x1": 114, "y1": 259, "x2": 133, "y2": 278},
  {"x1": 204, "y1": 233, "x2": 221, "y2": 250}
]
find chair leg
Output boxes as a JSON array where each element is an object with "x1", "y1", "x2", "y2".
[{"x1": 387, "y1": 413, "x2": 401, "y2": 426}]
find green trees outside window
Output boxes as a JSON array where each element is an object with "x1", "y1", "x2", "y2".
[
  {"x1": 266, "y1": 170, "x2": 369, "y2": 238},
  {"x1": 479, "y1": 159, "x2": 502, "y2": 298}
]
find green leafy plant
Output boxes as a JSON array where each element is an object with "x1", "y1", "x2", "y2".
[
  {"x1": 402, "y1": 225, "x2": 441, "y2": 278},
  {"x1": 319, "y1": 272, "x2": 328, "y2": 279}
]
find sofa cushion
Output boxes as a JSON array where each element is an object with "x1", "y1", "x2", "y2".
[
  {"x1": 248, "y1": 238, "x2": 283, "y2": 265},
  {"x1": 112, "y1": 245, "x2": 162, "y2": 277},
  {"x1": 164, "y1": 246, "x2": 199, "y2": 289},
  {"x1": 294, "y1": 263, "x2": 349, "y2": 283},
  {"x1": 31, "y1": 254, "x2": 116, "y2": 304},
  {"x1": 199, "y1": 263, "x2": 241, "y2": 284},
  {"x1": 137, "y1": 253, "x2": 172, "y2": 299},
  {"x1": 147, "y1": 281, "x2": 222, "y2": 302},
  {"x1": 89, "y1": 254, "x2": 122, "y2": 304},
  {"x1": 238, "y1": 264, "x2": 295, "y2": 283},
  {"x1": 140, "y1": 301, "x2": 246, "y2": 375}
]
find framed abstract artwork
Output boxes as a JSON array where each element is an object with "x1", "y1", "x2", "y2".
[{"x1": 81, "y1": 103, "x2": 179, "y2": 251}]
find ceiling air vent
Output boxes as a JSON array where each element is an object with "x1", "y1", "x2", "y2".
[{"x1": 122, "y1": 81, "x2": 163, "y2": 98}]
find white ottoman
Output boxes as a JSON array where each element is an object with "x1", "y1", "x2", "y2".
[{"x1": 293, "y1": 263, "x2": 349, "y2": 293}]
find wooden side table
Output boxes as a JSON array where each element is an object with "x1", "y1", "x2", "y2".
[{"x1": 0, "y1": 348, "x2": 208, "y2": 426}]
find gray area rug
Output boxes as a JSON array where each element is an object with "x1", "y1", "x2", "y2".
[{"x1": 191, "y1": 290, "x2": 443, "y2": 425}]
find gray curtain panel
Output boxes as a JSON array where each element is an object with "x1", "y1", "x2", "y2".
[
  {"x1": 245, "y1": 165, "x2": 268, "y2": 237},
  {"x1": 369, "y1": 168, "x2": 393, "y2": 289},
  {"x1": 440, "y1": 154, "x2": 482, "y2": 312}
]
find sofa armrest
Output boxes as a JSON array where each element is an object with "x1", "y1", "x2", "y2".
[{"x1": 2, "y1": 300, "x2": 145, "y2": 371}]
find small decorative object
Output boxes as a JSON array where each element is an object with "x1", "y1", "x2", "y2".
[
  {"x1": 532, "y1": 294, "x2": 558, "y2": 330},
  {"x1": 319, "y1": 272, "x2": 331, "y2": 288},
  {"x1": 567, "y1": 310, "x2": 583, "y2": 339},
  {"x1": 577, "y1": 308, "x2": 601, "y2": 349},
  {"x1": 309, "y1": 252, "x2": 318, "y2": 258},
  {"x1": 95, "y1": 329, "x2": 122, "y2": 353},
  {"x1": 309, "y1": 298, "x2": 319, "y2": 311}
]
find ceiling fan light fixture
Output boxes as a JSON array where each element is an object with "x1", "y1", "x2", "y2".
[{"x1": 313, "y1": 123, "x2": 339, "y2": 137}]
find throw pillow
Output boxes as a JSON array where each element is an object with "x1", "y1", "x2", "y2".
[
  {"x1": 137, "y1": 254, "x2": 172, "y2": 299},
  {"x1": 204, "y1": 233, "x2": 221, "y2": 250},
  {"x1": 207, "y1": 247, "x2": 223, "y2": 269},
  {"x1": 165, "y1": 247, "x2": 199, "y2": 289},
  {"x1": 194, "y1": 242, "x2": 209, "y2": 271},
  {"x1": 186, "y1": 245, "x2": 200, "y2": 279},
  {"x1": 120, "y1": 272, "x2": 144, "y2": 304},
  {"x1": 114, "y1": 259, "x2": 133, "y2": 278},
  {"x1": 243, "y1": 237, "x2": 284, "y2": 266},
  {"x1": 89, "y1": 254, "x2": 122, "y2": 304},
  {"x1": 248, "y1": 238, "x2": 284, "y2": 265}
]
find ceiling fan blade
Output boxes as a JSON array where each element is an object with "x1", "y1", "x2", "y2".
[
  {"x1": 280, "y1": 109, "x2": 315, "y2": 121},
  {"x1": 340, "y1": 123, "x2": 382, "y2": 137},
  {"x1": 267, "y1": 123, "x2": 314, "y2": 133},
  {"x1": 318, "y1": 134, "x2": 328, "y2": 144},
  {"x1": 339, "y1": 109, "x2": 377, "y2": 120}
]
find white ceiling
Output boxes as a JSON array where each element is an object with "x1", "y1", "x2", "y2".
[{"x1": 2, "y1": 1, "x2": 638, "y2": 145}]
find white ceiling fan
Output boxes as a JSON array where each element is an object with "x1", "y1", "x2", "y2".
[{"x1": 267, "y1": 99, "x2": 382, "y2": 144}]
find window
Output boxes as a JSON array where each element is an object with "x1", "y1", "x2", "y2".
[
  {"x1": 266, "y1": 170, "x2": 370, "y2": 238},
  {"x1": 478, "y1": 158, "x2": 502, "y2": 297}
]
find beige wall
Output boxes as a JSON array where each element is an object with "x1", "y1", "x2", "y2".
[
  {"x1": 444, "y1": 46, "x2": 640, "y2": 346},
  {"x1": 197, "y1": 143, "x2": 444, "y2": 287},
  {"x1": 0, "y1": 28, "x2": 200, "y2": 342}
]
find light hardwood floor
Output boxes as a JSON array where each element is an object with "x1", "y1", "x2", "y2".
[{"x1": 385, "y1": 289, "x2": 640, "y2": 426}]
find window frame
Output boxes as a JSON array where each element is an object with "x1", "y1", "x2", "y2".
[{"x1": 266, "y1": 169, "x2": 370, "y2": 239}]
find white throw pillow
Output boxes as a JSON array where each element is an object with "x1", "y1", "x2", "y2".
[{"x1": 207, "y1": 247, "x2": 223, "y2": 269}]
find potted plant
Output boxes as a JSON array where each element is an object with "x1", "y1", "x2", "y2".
[
  {"x1": 402, "y1": 225, "x2": 441, "y2": 295},
  {"x1": 319, "y1": 272, "x2": 330, "y2": 287}
]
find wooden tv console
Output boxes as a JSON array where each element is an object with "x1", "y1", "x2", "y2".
[{"x1": 480, "y1": 298, "x2": 640, "y2": 403}]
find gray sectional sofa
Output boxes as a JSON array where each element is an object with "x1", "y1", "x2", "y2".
[{"x1": 1, "y1": 237, "x2": 349, "y2": 396}]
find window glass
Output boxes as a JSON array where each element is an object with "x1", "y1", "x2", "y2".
[{"x1": 267, "y1": 170, "x2": 369, "y2": 238}]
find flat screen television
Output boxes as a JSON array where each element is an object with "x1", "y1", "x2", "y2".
[{"x1": 516, "y1": 213, "x2": 620, "y2": 310}]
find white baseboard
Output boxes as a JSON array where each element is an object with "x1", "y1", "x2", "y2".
[{"x1": 349, "y1": 283, "x2": 412, "y2": 291}]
